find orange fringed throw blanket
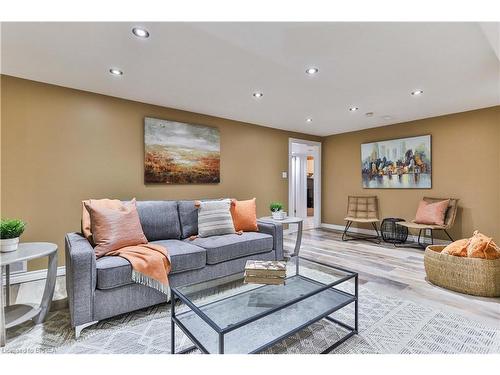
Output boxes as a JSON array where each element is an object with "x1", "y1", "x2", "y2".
[
  {"x1": 107, "y1": 244, "x2": 171, "y2": 293},
  {"x1": 442, "y1": 230, "x2": 500, "y2": 259}
]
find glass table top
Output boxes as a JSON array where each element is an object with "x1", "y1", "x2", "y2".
[{"x1": 172, "y1": 258, "x2": 357, "y2": 353}]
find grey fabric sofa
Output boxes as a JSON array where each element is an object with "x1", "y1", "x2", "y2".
[{"x1": 65, "y1": 200, "x2": 284, "y2": 338}]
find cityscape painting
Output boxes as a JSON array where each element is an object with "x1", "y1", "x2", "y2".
[
  {"x1": 361, "y1": 135, "x2": 431, "y2": 189},
  {"x1": 144, "y1": 117, "x2": 220, "y2": 184}
]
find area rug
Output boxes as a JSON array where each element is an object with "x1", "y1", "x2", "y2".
[{"x1": 2, "y1": 271, "x2": 499, "y2": 354}]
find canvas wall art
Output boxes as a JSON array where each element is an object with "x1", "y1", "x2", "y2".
[
  {"x1": 361, "y1": 135, "x2": 431, "y2": 189},
  {"x1": 144, "y1": 117, "x2": 220, "y2": 184}
]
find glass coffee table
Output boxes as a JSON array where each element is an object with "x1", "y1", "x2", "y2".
[{"x1": 170, "y1": 258, "x2": 358, "y2": 354}]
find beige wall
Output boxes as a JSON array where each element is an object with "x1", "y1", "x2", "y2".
[
  {"x1": 322, "y1": 106, "x2": 500, "y2": 240},
  {"x1": 1, "y1": 75, "x2": 320, "y2": 270}
]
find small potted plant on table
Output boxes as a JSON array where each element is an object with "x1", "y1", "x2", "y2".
[
  {"x1": 270, "y1": 202, "x2": 286, "y2": 220},
  {"x1": 1, "y1": 219, "x2": 26, "y2": 252}
]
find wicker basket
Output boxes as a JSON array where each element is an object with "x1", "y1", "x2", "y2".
[{"x1": 424, "y1": 245, "x2": 500, "y2": 297}]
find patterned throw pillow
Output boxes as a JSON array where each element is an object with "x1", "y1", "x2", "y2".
[{"x1": 196, "y1": 199, "x2": 236, "y2": 237}]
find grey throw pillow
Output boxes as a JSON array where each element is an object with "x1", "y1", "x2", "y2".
[{"x1": 197, "y1": 199, "x2": 236, "y2": 237}]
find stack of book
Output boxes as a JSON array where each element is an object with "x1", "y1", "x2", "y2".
[{"x1": 244, "y1": 260, "x2": 287, "y2": 285}]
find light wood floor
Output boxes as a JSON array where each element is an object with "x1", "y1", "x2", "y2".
[{"x1": 284, "y1": 228, "x2": 500, "y2": 329}]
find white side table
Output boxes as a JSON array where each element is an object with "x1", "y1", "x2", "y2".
[
  {"x1": 259, "y1": 216, "x2": 303, "y2": 273},
  {"x1": 0, "y1": 242, "x2": 58, "y2": 347}
]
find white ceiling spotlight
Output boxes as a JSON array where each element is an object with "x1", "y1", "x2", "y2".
[
  {"x1": 132, "y1": 27, "x2": 150, "y2": 38},
  {"x1": 306, "y1": 118, "x2": 313, "y2": 123},
  {"x1": 109, "y1": 68, "x2": 123, "y2": 76},
  {"x1": 305, "y1": 67, "x2": 319, "y2": 75},
  {"x1": 411, "y1": 89, "x2": 424, "y2": 96},
  {"x1": 252, "y1": 92, "x2": 263, "y2": 98},
  {"x1": 348, "y1": 106, "x2": 359, "y2": 112}
]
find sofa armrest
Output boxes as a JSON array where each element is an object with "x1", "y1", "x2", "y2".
[
  {"x1": 65, "y1": 232, "x2": 97, "y2": 327},
  {"x1": 257, "y1": 220, "x2": 284, "y2": 260}
]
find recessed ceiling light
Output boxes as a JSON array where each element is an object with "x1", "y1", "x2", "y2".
[
  {"x1": 132, "y1": 27, "x2": 150, "y2": 38},
  {"x1": 349, "y1": 107, "x2": 359, "y2": 112},
  {"x1": 109, "y1": 68, "x2": 123, "y2": 76},
  {"x1": 253, "y1": 92, "x2": 263, "y2": 98},
  {"x1": 365, "y1": 112, "x2": 374, "y2": 117},
  {"x1": 411, "y1": 89, "x2": 424, "y2": 96},
  {"x1": 383, "y1": 115, "x2": 393, "y2": 121},
  {"x1": 306, "y1": 118, "x2": 313, "y2": 123},
  {"x1": 306, "y1": 67, "x2": 319, "y2": 75}
]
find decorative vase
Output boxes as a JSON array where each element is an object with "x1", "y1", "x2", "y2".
[
  {"x1": 272, "y1": 210, "x2": 286, "y2": 220},
  {"x1": 1, "y1": 237, "x2": 20, "y2": 252}
]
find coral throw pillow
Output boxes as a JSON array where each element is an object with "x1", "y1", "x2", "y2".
[
  {"x1": 414, "y1": 199, "x2": 450, "y2": 226},
  {"x1": 466, "y1": 230, "x2": 500, "y2": 260},
  {"x1": 82, "y1": 198, "x2": 123, "y2": 246},
  {"x1": 84, "y1": 198, "x2": 147, "y2": 258},
  {"x1": 230, "y1": 198, "x2": 258, "y2": 232},
  {"x1": 441, "y1": 238, "x2": 469, "y2": 257}
]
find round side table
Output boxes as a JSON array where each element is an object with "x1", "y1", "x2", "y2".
[
  {"x1": 259, "y1": 216, "x2": 303, "y2": 274},
  {"x1": 0, "y1": 242, "x2": 58, "y2": 347}
]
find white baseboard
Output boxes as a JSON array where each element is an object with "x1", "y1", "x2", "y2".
[
  {"x1": 320, "y1": 223, "x2": 450, "y2": 245},
  {"x1": 3, "y1": 266, "x2": 66, "y2": 285}
]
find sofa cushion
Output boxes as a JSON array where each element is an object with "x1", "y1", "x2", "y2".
[
  {"x1": 136, "y1": 201, "x2": 181, "y2": 240},
  {"x1": 178, "y1": 200, "x2": 198, "y2": 238},
  {"x1": 151, "y1": 240, "x2": 206, "y2": 274},
  {"x1": 96, "y1": 256, "x2": 134, "y2": 289},
  {"x1": 188, "y1": 232, "x2": 273, "y2": 265},
  {"x1": 95, "y1": 240, "x2": 206, "y2": 289}
]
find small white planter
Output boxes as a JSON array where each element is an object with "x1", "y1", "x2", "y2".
[
  {"x1": 272, "y1": 210, "x2": 286, "y2": 220},
  {"x1": 1, "y1": 237, "x2": 20, "y2": 252}
]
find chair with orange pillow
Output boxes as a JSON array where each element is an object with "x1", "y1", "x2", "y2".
[{"x1": 397, "y1": 197, "x2": 459, "y2": 249}]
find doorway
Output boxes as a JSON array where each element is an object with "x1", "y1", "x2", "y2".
[{"x1": 288, "y1": 138, "x2": 321, "y2": 230}]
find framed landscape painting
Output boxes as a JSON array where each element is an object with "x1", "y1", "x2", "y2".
[
  {"x1": 144, "y1": 117, "x2": 220, "y2": 184},
  {"x1": 361, "y1": 135, "x2": 431, "y2": 189}
]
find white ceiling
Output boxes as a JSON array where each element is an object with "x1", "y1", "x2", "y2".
[{"x1": 1, "y1": 22, "x2": 499, "y2": 136}]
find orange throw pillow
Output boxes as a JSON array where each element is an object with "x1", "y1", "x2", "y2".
[
  {"x1": 441, "y1": 238, "x2": 469, "y2": 257},
  {"x1": 467, "y1": 230, "x2": 500, "y2": 259},
  {"x1": 230, "y1": 198, "x2": 258, "y2": 232},
  {"x1": 82, "y1": 198, "x2": 123, "y2": 246},
  {"x1": 414, "y1": 199, "x2": 450, "y2": 226},
  {"x1": 84, "y1": 198, "x2": 147, "y2": 258}
]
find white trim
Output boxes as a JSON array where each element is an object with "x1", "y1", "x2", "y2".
[
  {"x1": 320, "y1": 223, "x2": 450, "y2": 245},
  {"x1": 3, "y1": 266, "x2": 66, "y2": 285},
  {"x1": 288, "y1": 138, "x2": 322, "y2": 229}
]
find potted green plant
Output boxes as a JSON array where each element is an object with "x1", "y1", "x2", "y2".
[
  {"x1": 269, "y1": 202, "x2": 286, "y2": 220},
  {"x1": 0, "y1": 219, "x2": 26, "y2": 252}
]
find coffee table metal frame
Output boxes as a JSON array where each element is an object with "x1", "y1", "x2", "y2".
[{"x1": 170, "y1": 258, "x2": 358, "y2": 354}]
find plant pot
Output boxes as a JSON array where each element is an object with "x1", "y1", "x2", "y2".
[
  {"x1": 1, "y1": 237, "x2": 20, "y2": 252},
  {"x1": 272, "y1": 210, "x2": 286, "y2": 220}
]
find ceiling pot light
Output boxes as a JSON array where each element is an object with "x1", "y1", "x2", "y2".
[
  {"x1": 132, "y1": 27, "x2": 150, "y2": 38},
  {"x1": 411, "y1": 89, "x2": 424, "y2": 96},
  {"x1": 365, "y1": 112, "x2": 374, "y2": 117},
  {"x1": 306, "y1": 118, "x2": 313, "y2": 123},
  {"x1": 306, "y1": 67, "x2": 319, "y2": 75},
  {"x1": 109, "y1": 68, "x2": 123, "y2": 76},
  {"x1": 348, "y1": 107, "x2": 359, "y2": 112},
  {"x1": 382, "y1": 115, "x2": 393, "y2": 120},
  {"x1": 253, "y1": 92, "x2": 263, "y2": 98}
]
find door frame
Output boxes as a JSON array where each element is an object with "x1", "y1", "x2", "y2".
[{"x1": 288, "y1": 138, "x2": 322, "y2": 228}]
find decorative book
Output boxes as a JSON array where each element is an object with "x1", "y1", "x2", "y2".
[
  {"x1": 244, "y1": 260, "x2": 287, "y2": 285},
  {"x1": 244, "y1": 275, "x2": 284, "y2": 285},
  {"x1": 244, "y1": 260, "x2": 287, "y2": 278}
]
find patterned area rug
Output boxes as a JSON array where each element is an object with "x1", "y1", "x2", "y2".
[{"x1": 2, "y1": 279, "x2": 499, "y2": 354}]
